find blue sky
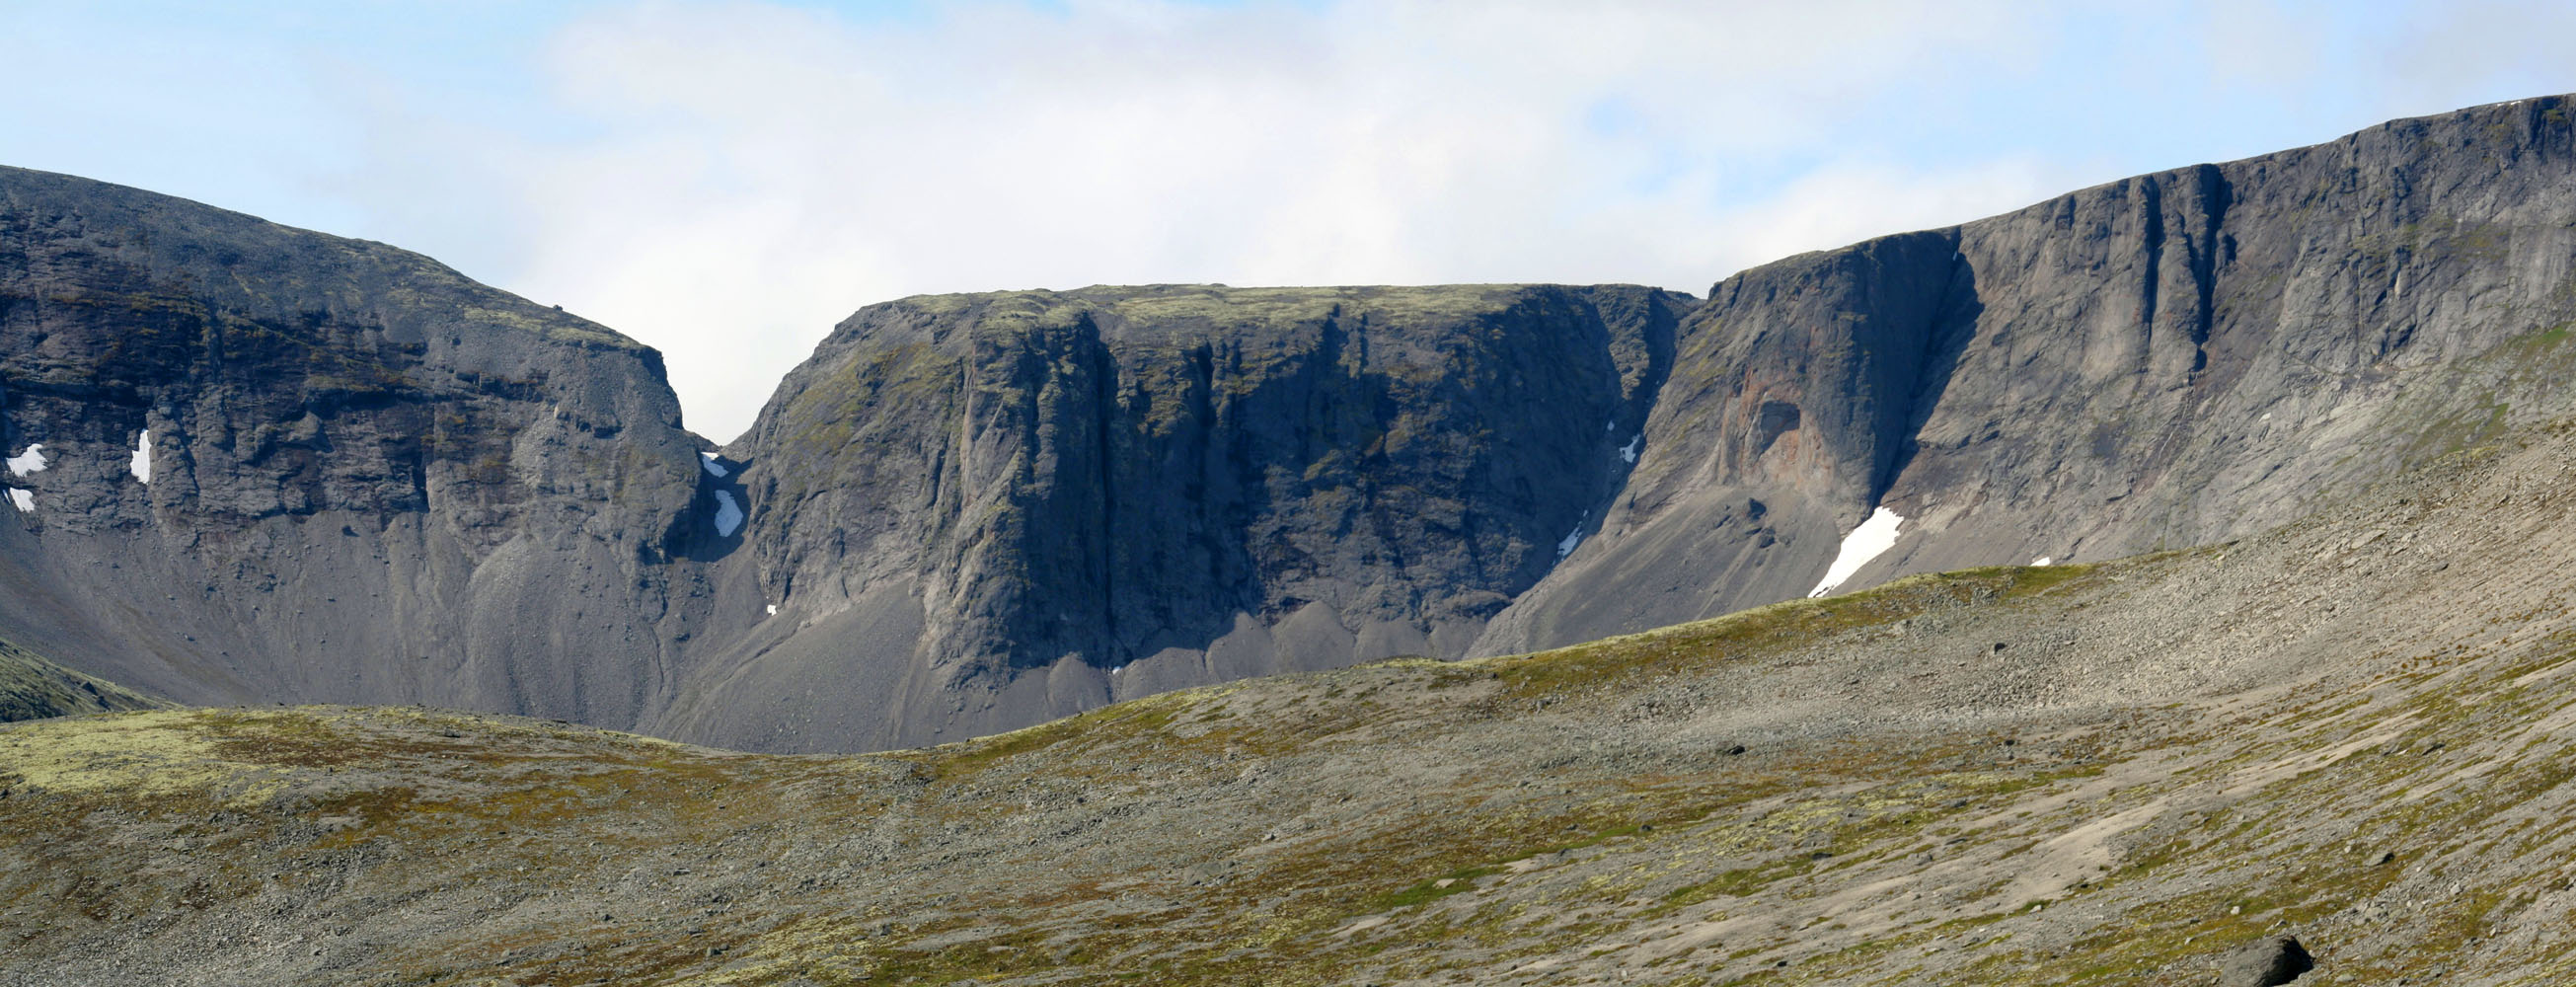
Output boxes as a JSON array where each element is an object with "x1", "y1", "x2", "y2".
[{"x1": 3, "y1": 0, "x2": 2568, "y2": 440}]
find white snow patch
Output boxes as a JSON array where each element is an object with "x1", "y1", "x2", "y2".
[
  {"x1": 765, "y1": 603, "x2": 779, "y2": 616},
  {"x1": 2031, "y1": 556, "x2": 2053, "y2": 567},
  {"x1": 5, "y1": 444, "x2": 46, "y2": 477},
  {"x1": 1807, "y1": 506, "x2": 1906, "y2": 598},
  {"x1": 712, "y1": 491, "x2": 745, "y2": 537},
  {"x1": 129, "y1": 430, "x2": 152, "y2": 484},
  {"x1": 699, "y1": 451, "x2": 728, "y2": 479},
  {"x1": 1556, "y1": 527, "x2": 1583, "y2": 559},
  {"x1": 1605, "y1": 419, "x2": 1617, "y2": 433},
  {"x1": 6, "y1": 489, "x2": 30, "y2": 513},
  {"x1": 1620, "y1": 433, "x2": 1642, "y2": 464}
]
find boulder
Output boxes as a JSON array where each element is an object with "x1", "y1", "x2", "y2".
[{"x1": 2219, "y1": 935, "x2": 2313, "y2": 986}]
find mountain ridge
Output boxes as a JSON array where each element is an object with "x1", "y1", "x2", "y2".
[
  {"x1": 0, "y1": 163, "x2": 715, "y2": 730},
  {"x1": 5, "y1": 95, "x2": 2575, "y2": 750}
]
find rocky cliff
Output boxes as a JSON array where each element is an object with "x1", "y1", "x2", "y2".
[
  {"x1": 0, "y1": 166, "x2": 715, "y2": 728},
  {"x1": 654, "y1": 284, "x2": 1691, "y2": 749},
  {"x1": 679, "y1": 95, "x2": 2576, "y2": 746},
  {"x1": 1477, "y1": 93, "x2": 2576, "y2": 654}
]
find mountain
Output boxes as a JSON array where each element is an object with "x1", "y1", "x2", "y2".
[
  {"x1": 0, "y1": 166, "x2": 715, "y2": 730},
  {"x1": 10, "y1": 409, "x2": 2576, "y2": 984},
  {"x1": 6, "y1": 96, "x2": 2576, "y2": 751},
  {"x1": 1482, "y1": 93, "x2": 2576, "y2": 654},
  {"x1": 685, "y1": 94, "x2": 2576, "y2": 747},
  {"x1": 660, "y1": 284, "x2": 1693, "y2": 749}
]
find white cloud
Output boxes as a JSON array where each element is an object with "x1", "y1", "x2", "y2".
[
  {"x1": 15, "y1": 3, "x2": 2569, "y2": 442},
  {"x1": 338, "y1": 0, "x2": 2069, "y2": 441},
  {"x1": 1703, "y1": 158, "x2": 2073, "y2": 276},
  {"x1": 303, "y1": 0, "x2": 2567, "y2": 442},
  {"x1": 2376, "y1": 1, "x2": 2576, "y2": 114}
]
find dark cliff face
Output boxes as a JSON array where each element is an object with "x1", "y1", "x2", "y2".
[
  {"x1": 1478, "y1": 95, "x2": 2576, "y2": 654},
  {"x1": 0, "y1": 167, "x2": 711, "y2": 726},
  {"x1": 653, "y1": 284, "x2": 1691, "y2": 749}
]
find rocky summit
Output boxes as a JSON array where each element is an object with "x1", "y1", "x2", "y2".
[{"x1": 4, "y1": 94, "x2": 2576, "y2": 984}]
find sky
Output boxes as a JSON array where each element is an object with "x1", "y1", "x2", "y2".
[{"x1": 3, "y1": 1, "x2": 2571, "y2": 442}]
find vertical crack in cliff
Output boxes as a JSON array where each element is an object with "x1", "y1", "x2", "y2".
[
  {"x1": 1085, "y1": 313, "x2": 1120, "y2": 667},
  {"x1": 2186, "y1": 163, "x2": 2234, "y2": 361},
  {"x1": 2140, "y1": 177, "x2": 2167, "y2": 348},
  {"x1": 1877, "y1": 236, "x2": 1976, "y2": 502}
]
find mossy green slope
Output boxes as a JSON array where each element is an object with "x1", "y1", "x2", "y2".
[{"x1": 0, "y1": 635, "x2": 163, "y2": 722}]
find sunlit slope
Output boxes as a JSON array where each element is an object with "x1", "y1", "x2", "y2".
[{"x1": 11, "y1": 423, "x2": 2576, "y2": 984}]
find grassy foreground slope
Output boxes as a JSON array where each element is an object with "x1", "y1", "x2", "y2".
[{"x1": 12, "y1": 427, "x2": 2576, "y2": 984}]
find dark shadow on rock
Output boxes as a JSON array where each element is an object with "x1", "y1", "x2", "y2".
[
  {"x1": 666, "y1": 453, "x2": 749, "y2": 563},
  {"x1": 964, "y1": 287, "x2": 1687, "y2": 676},
  {"x1": 1876, "y1": 246, "x2": 1986, "y2": 499}
]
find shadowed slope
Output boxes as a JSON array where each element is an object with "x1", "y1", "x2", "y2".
[{"x1": 684, "y1": 94, "x2": 2576, "y2": 748}]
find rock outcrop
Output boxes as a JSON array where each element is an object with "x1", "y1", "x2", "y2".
[{"x1": 2220, "y1": 936, "x2": 2315, "y2": 986}]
